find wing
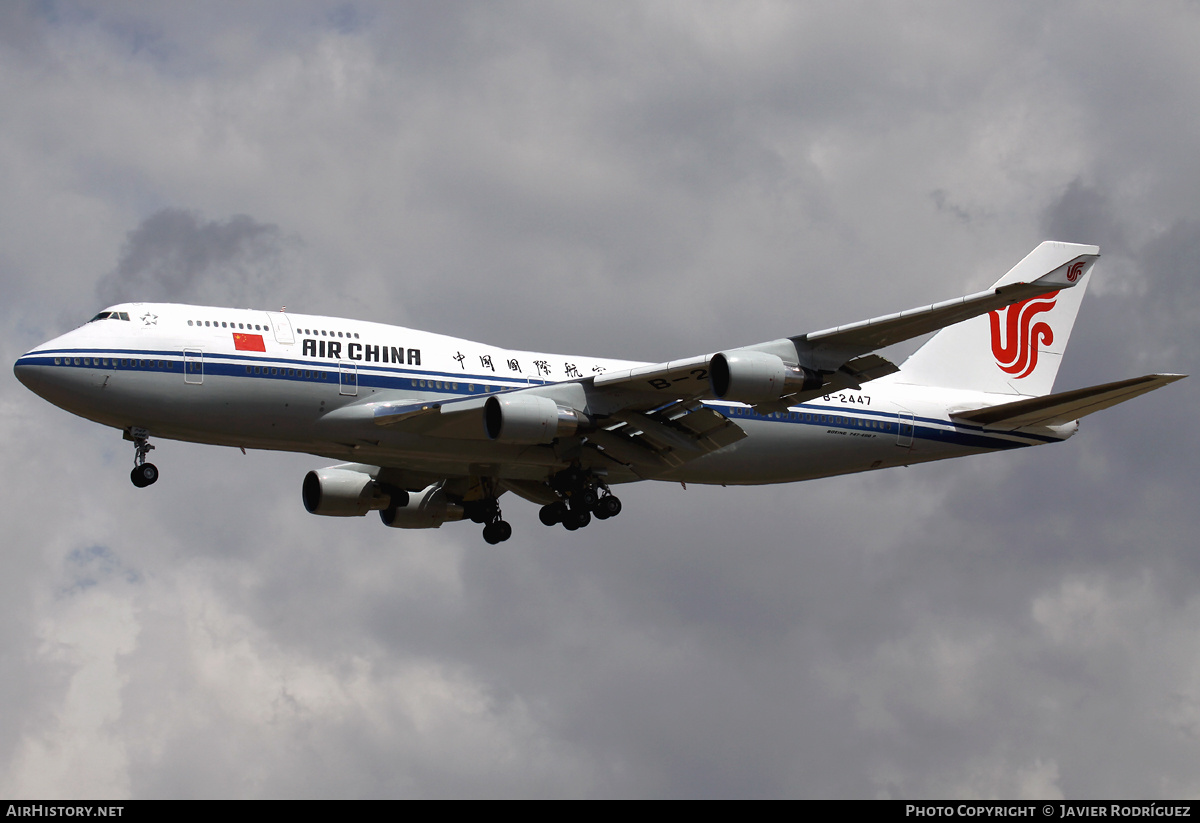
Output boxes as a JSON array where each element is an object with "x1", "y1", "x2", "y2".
[{"x1": 588, "y1": 243, "x2": 1098, "y2": 411}]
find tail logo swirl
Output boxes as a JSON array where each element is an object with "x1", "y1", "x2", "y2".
[{"x1": 989, "y1": 293, "x2": 1059, "y2": 379}]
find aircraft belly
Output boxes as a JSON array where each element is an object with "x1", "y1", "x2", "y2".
[
  {"x1": 657, "y1": 417, "x2": 996, "y2": 485},
  {"x1": 652, "y1": 418, "x2": 890, "y2": 484}
]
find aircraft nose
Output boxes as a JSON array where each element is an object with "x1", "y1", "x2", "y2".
[{"x1": 13, "y1": 353, "x2": 43, "y2": 393}]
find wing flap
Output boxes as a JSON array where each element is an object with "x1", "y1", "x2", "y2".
[
  {"x1": 588, "y1": 404, "x2": 747, "y2": 470},
  {"x1": 952, "y1": 374, "x2": 1186, "y2": 429}
]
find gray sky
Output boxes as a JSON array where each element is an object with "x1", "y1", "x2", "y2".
[{"x1": 2, "y1": 1, "x2": 1198, "y2": 798}]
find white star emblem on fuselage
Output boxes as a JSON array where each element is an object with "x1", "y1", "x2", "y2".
[{"x1": 141, "y1": 312, "x2": 158, "y2": 326}]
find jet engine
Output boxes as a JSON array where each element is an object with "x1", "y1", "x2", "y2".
[
  {"x1": 379, "y1": 484, "x2": 464, "y2": 529},
  {"x1": 708, "y1": 351, "x2": 822, "y2": 404},
  {"x1": 484, "y1": 394, "x2": 588, "y2": 444},
  {"x1": 302, "y1": 468, "x2": 396, "y2": 517}
]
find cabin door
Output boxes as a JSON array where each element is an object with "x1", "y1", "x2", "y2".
[
  {"x1": 183, "y1": 348, "x2": 204, "y2": 385},
  {"x1": 895, "y1": 411, "x2": 915, "y2": 448},
  {"x1": 339, "y1": 362, "x2": 358, "y2": 396},
  {"x1": 266, "y1": 312, "x2": 295, "y2": 345}
]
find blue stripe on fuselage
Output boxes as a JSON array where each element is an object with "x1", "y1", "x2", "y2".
[{"x1": 19, "y1": 346, "x2": 1060, "y2": 451}]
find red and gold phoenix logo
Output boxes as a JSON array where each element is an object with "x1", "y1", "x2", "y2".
[{"x1": 989, "y1": 293, "x2": 1058, "y2": 379}]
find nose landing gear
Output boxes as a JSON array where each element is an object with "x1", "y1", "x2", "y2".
[{"x1": 127, "y1": 427, "x2": 159, "y2": 488}]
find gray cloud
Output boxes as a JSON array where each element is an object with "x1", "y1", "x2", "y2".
[
  {"x1": 96, "y1": 209, "x2": 295, "y2": 309},
  {"x1": 1043, "y1": 178, "x2": 1130, "y2": 254}
]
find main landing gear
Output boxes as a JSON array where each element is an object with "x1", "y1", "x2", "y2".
[
  {"x1": 464, "y1": 493, "x2": 512, "y2": 545},
  {"x1": 128, "y1": 427, "x2": 159, "y2": 488},
  {"x1": 538, "y1": 467, "x2": 622, "y2": 532}
]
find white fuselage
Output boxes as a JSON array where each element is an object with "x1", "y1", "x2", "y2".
[{"x1": 13, "y1": 302, "x2": 1070, "y2": 489}]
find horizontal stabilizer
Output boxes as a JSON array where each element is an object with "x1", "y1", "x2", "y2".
[{"x1": 952, "y1": 374, "x2": 1186, "y2": 429}]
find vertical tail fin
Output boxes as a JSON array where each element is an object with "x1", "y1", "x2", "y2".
[{"x1": 897, "y1": 242, "x2": 1099, "y2": 397}]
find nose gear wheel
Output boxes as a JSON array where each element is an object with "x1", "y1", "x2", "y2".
[{"x1": 128, "y1": 427, "x2": 159, "y2": 488}]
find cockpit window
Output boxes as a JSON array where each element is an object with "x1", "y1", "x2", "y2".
[{"x1": 87, "y1": 311, "x2": 131, "y2": 322}]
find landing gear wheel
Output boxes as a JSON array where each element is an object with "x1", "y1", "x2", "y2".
[
  {"x1": 130, "y1": 463, "x2": 159, "y2": 488},
  {"x1": 482, "y1": 520, "x2": 512, "y2": 544},
  {"x1": 594, "y1": 495, "x2": 622, "y2": 520},
  {"x1": 561, "y1": 508, "x2": 591, "y2": 530},
  {"x1": 539, "y1": 501, "x2": 567, "y2": 526},
  {"x1": 128, "y1": 427, "x2": 157, "y2": 488}
]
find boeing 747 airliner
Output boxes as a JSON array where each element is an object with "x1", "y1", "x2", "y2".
[{"x1": 14, "y1": 242, "x2": 1184, "y2": 543}]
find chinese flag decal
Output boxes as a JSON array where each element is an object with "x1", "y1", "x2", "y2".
[{"x1": 233, "y1": 333, "x2": 266, "y2": 352}]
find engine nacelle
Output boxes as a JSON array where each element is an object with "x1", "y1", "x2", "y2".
[
  {"x1": 709, "y1": 351, "x2": 822, "y2": 404},
  {"x1": 484, "y1": 394, "x2": 587, "y2": 444},
  {"x1": 302, "y1": 468, "x2": 395, "y2": 517},
  {"x1": 379, "y1": 484, "x2": 464, "y2": 529}
]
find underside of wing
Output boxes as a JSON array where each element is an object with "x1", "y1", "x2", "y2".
[{"x1": 585, "y1": 400, "x2": 748, "y2": 475}]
